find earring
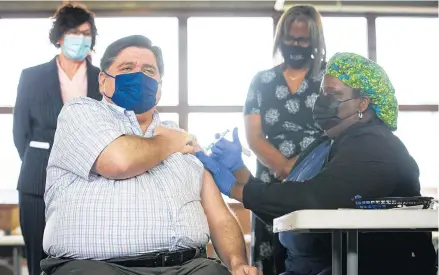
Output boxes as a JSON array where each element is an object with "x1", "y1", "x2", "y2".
[{"x1": 358, "y1": 111, "x2": 363, "y2": 119}]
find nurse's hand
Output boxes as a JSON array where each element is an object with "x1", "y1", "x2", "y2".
[
  {"x1": 210, "y1": 128, "x2": 245, "y2": 172},
  {"x1": 195, "y1": 151, "x2": 236, "y2": 196}
]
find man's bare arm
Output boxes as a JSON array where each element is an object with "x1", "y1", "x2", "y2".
[
  {"x1": 94, "y1": 135, "x2": 168, "y2": 179},
  {"x1": 200, "y1": 170, "x2": 247, "y2": 270},
  {"x1": 94, "y1": 126, "x2": 193, "y2": 180}
]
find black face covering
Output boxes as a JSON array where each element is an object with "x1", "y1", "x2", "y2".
[
  {"x1": 280, "y1": 43, "x2": 313, "y2": 69},
  {"x1": 312, "y1": 93, "x2": 359, "y2": 130}
]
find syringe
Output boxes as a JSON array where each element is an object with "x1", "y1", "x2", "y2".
[
  {"x1": 205, "y1": 130, "x2": 230, "y2": 152},
  {"x1": 204, "y1": 129, "x2": 252, "y2": 157}
]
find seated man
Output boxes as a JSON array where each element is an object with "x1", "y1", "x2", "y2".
[{"x1": 41, "y1": 35, "x2": 257, "y2": 275}]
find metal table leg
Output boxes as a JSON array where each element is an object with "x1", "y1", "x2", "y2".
[
  {"x1": 347, "y1": 230, "x2": 358, "y2": 275},
  {"x1": 12, "y1": 246, "x2": 22, "y2": 275},
  {"x1": 332, "y1": 230, "x2": 342, "y2": 275}
]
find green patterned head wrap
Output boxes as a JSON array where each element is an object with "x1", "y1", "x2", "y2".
[{"x1": 325, "y1": 52, "x2": 398, "y2": 131}]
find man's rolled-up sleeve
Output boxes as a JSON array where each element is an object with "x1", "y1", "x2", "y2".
[{"x1": 49, "y1": 98, "x2": 123, "y2": 179}]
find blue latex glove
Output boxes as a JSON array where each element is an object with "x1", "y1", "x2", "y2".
[
  {"x1": 211, "y1": 127, "x2": 244, "y2": 172},
  {"x1": 195, "y1": 151, "x2": 236, "y2": 196}
]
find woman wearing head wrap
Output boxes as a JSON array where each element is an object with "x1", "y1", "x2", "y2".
[{"x1": 195, "y1": 53, "x2": 437, "y2": 275}]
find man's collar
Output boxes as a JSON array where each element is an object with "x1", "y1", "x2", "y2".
[
  {"x1": 101, "y1": 98, "x2": 160, "y2": 122},
  {"x1": 101, "y1": 97, "x2": 126, "y2": 113}
]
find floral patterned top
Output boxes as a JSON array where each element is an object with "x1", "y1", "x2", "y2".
[{"x1": 244, "y1": 64, "x2": 325, "y2": 183}]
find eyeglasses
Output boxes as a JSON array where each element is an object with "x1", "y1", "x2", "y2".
[
  {"x1": 283, "y1": 36, "x2": 310, "y2": 47},
  {"x1": 320, "y1": 87, "x2": 364, "y2": 102},
  {"x1": 119, "y1": 66, "x2": 157, "y2": 78},
  {"x1": 66, "y1": 29, "x2": 92, "y2": 37}
]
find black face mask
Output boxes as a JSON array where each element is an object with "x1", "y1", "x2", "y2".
[
  {"x1": 280, "y1": 43, "x2": 313, "y2": 69},
  {"x1": 312, "y1": 93, "x2": 359, "y2": 130}
]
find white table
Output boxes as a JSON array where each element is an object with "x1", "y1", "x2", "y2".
[
  {"x1": 0, "y1": 235, "x2": 24, "y2": 275},
  {"x1": 273, "y1": 209, "x2": 438, "y2": 275}
]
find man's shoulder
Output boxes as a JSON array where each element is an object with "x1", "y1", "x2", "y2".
[
  {"x1": 156, "y1": 118, "x2": 203, "y2": 169},
  {"x1": 159, "y1": 120, "x2": 183, "y2": 131},
  {"x1": 64, "y1": 96, "x2": 104, "y2": 108},
  {"x1": 60, "y1": 97, "x2": 111, "y2": 119}
]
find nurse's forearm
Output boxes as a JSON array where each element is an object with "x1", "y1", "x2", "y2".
[
  {"x1": 230, "y1": 184, "x2": 245, "y2": 202},
  {"x1": 233, "y1": 166, "x2": 251, "y2": 185},
  {"x1": 242, "y1": 177, "x2": 313, "y2": 218},
  {"x1": 228, "y1": 166, "x2": 252, "y2": 202}
]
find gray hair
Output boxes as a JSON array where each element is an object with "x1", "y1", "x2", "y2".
[
  {"x1": 100, "y1": 35, "x2": 164, "y2": 77},
  {"x1": 273, "y1": 5, "x2": 326, "y2": 77}
]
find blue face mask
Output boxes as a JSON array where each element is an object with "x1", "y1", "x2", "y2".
[
  {"x1": 61, "y1": 34, "x2": 92, "y2": 61},
  {"x1": 104, "y1": 72, "x2": 159, "y2": 114}
]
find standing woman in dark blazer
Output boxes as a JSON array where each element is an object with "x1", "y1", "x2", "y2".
[{"x1": 12, "y1": 4, "x2": 101, "y2": 275}]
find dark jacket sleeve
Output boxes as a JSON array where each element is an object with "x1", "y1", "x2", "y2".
[
  {"x1": 242, "y1": 133, "x2": 399, "y2": 220},
  {"x1": 13, "y1": 70, "x2": 31, "y2": 160}
]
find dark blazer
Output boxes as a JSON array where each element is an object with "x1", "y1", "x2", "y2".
[{"x1": 13, "y1": 57, "x2": 102, "y2": 196}]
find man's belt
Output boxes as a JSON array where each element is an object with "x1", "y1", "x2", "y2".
[{"x1": 105, "y1": 247, "x2": 207, "y2": 268}]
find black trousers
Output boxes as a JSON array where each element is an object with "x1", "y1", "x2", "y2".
[{"x1": 19, "y1": 192, "x2": 47, "y2": 275}]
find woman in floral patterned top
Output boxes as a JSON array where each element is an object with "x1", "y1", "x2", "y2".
[{"x1": 243, "y1": 5, "x2": 326, "y2": 275}]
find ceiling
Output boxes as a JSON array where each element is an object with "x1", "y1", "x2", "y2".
[
  {"x1": 0, "y1": 1, "x2": 275, "y2": 17},
  {"x1": 0, "y1": 0, "x2": 437, "y2": 17},
  {"x1": 276, "y1": 0, "x2": 438, "y2": 14}
]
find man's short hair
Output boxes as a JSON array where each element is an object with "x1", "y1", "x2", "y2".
[
  {"x1": 100, "y1": 35, "x2": 164, "y2": 77},
  {"x1": 49, "y1": 3, "x2": 97, "y2": 50}
]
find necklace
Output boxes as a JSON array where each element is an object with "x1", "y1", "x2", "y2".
[
  {"x1": 285, "y1": 70, "x2": 307, "y2": 81},
  {"x1": 288, "y1": 75, "x2": 303, "y2": 81}
]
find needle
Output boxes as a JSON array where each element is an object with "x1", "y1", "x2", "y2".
[
  {"x1": 205, "y1": 130, "x2": 229, "y2": 152},
  {"x1": 204, "y1": 129, "x2": 252, "y2": 157}
]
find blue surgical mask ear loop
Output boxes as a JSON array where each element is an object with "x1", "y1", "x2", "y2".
[
  {"x1": 104, "y1": 71, "x2": 115, "y2": 77},
  {"x1": 102, "y1": 72, "x2": 115, "y2": 99}
]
